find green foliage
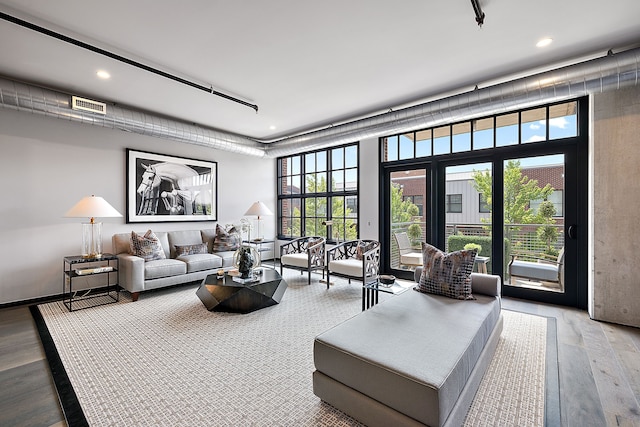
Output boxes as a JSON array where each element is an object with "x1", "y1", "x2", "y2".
[
  {"x1": 473, "y1": 160, "x2": 554, "y2": 225},
  {"x1": 391, "y1": 183, "x2": 419, "y2": 224},
  {"x1": 535, "y1": 200, "x2": 559, "y2": 254},
  {"x1": 407, "y1": 223, "x2": 423, "y2": 247},
  {"x1": 464, "y1": 243, "x2": 482, "y2": 253},
  {"x1": 288, "y1": 174, "x2": 357, "y2": 241},
  {"x1": 448, "y1": 235, "x2": 512, "y2": 273}
]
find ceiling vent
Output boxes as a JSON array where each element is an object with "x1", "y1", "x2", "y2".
[{"x1": 71, "y1": 96, "x2": 106, "y2": 115}]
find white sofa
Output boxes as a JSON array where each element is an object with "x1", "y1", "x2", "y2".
[
  {"x1": 313, "y1": 269, "x2": 503, "y2": 427},
  {"x1": 112, "y1": 229, "x2": 237, "y2": 301}
]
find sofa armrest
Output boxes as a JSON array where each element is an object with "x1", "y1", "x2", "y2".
[
  {"x1": 117, "y1": 253, "x2": 146, "y2": 293},
  {"x1": 469, "y1": 273, "x2": 501, "y2": 297},
  {"x1": 413, "y1": 267, "x2": 501, "y2": 297}
]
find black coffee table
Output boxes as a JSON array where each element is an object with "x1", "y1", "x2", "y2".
[{"x1": 196, "y1": 268, "x2": 288, "y2": 314}]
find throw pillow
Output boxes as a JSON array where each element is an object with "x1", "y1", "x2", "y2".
[
  {"x1": 130, "y1": 230, "x2": 166, "y2": 262},
  {"x1": 416, "y1": 242, "x2": 476, "y2": 300},
  {"x1": 212, "y1": 224, "x2": 241, "y2": 252},
  {"x1": 175, "y1": 243, "x2": 208, "y2": 257},
  {"x1": 307, "y1": 237, "x2": 323, "y2": 248}
]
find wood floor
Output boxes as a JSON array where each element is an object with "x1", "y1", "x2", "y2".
[{"x1": 1, "y1": 296, "x2": 639, "y2": 427}]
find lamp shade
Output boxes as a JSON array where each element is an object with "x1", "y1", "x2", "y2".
[
  {"x1": 65, "y1": 195, "x2": 122, "y2": 220},
  {"x1": 244, "y1": 201, "x2": 273, "y2": 218}
]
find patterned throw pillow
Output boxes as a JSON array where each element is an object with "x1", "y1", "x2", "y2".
[
  {"x1": 212, "y1": 224, "x2": 241, "y2": 252},
  {"x1": 355, "y1": 241, "x2": 376, "y2": 260},
  {"x1": 416, "y1": 242, "x2": 477, "y2": 300},
  {"x1": 174, "y1": 243, "x2": 208, "y2": 257},
  {"x1": 307, "y1": 237, "x2": 323, "y2": 249},
  {"x1": 130, "y1": 230, "x2": 166, "y2": 262}
]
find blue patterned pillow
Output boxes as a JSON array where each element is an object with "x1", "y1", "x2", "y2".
[
  {"x1": 416, "y1": 242, "x2": 476, "y2": 300},
  {"x1": 130, "y1": 230, "x2": 166, "y2": 261}
]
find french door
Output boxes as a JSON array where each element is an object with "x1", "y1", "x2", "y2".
[{"x1": 382, "y1": 144, "x2": 586, "y2": 308}]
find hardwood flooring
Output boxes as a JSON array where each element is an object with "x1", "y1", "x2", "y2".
[{"x1": 1, "y1": 296, "x2": 639, "y2": 427}]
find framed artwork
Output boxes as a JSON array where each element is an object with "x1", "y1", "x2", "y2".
[{"x1": 126, "y1": 149, "x2": 217, "y2": 223}]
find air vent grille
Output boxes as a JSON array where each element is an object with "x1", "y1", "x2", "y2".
[{"x1": 71, "y1": 96, "x2": 106, "y2": 114}]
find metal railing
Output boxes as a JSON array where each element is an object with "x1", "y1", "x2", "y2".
[{"x1": 390, "y1": 221, "x2": 564, "y2": 271}]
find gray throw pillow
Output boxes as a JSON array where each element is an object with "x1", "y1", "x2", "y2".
[{"x1": 130, "y1": 230, "x2": 166, "y2": 261}]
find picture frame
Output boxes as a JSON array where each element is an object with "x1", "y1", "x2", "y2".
[{"x1": 126, "y1": 149, "x2": 217, "y2": 223}]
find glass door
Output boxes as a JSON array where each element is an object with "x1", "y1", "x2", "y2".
[
  {"x1": 501, "y1": 152, "x2": 580, "y2": 306},
  {"x1": 385, "y1": 167, "x2": 428, "y2": 278}
]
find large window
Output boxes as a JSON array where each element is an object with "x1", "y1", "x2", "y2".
[{"x1": 278, "y1": 143, "x2": 359, "y2": 242}]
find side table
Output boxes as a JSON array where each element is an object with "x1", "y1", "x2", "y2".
[
  {"x1": 243, "y1": 239, "x2": 275, "y2": 268},
  {"x1": 63, "y1": 254, "x2": 119, "y2": 312}
]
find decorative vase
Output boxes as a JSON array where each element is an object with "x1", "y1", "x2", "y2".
[{"x1": 237, "y1": 246, "x2": 255, "y2": 279}]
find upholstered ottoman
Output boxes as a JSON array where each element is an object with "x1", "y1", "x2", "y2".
[{"x1": 313, "y1": 273, "x2": 502, "y2": 427}]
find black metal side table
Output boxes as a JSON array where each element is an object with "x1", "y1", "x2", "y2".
[{"x1": 63, "y1": 254, "x2": 119, "y2": 312}]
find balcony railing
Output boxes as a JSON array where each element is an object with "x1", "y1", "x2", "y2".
[{"x1": 390, "y1": 222, "x2": 564, "y2": 272}]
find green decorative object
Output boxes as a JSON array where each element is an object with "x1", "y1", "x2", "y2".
[{"x1": 464, "y1": 243, "x2": 482, "y2": 253}]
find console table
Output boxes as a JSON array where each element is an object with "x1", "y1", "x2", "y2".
[{"x1": 63, "y1": 254, "x2": 119, "y2": 312}]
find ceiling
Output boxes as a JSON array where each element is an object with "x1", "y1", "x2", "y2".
[{"x1": 1, "y1": 1, "x2": 639, "y2": 143}]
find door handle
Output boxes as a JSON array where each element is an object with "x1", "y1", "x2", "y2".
[{"x1": 567, "y1": 225, "x2": 577, "y2": 240}]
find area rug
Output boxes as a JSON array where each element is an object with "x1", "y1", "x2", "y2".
[{"x1": 32, "y1": 272, "x2": 559, "y2": 427}]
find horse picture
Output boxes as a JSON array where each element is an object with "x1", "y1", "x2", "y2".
[{"x1": 127, "y1": 149, "x2": 217, "y2": 223}]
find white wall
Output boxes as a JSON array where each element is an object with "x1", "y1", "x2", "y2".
[
  {"x1": 358, "y1": 136, "x2": 380, "y2": 240},
  {"x1": 0, "y1": 109, "x2": 275, "y2": 304}
]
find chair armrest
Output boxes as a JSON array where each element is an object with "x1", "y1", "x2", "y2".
[{"x1": 116, "y1": 253, "x2": 145, "y2": 293}]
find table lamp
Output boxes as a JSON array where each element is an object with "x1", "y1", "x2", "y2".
[
  {"x1": 65, "y1": 195, "x2": 122, "y2": 258},
  {"x1": 244, "y1": 201, "x2": 273, "y2": 241}
]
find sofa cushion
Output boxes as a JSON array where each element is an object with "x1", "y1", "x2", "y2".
[
  {"x1": 417, "y1": 243, "x2": 476, "y2": 300},
  {"x1": 313, "y1": 290, "x2": 501, "y2": 427},
  {"x1": 175, "y1": 243, "x2": 208, "y2": 257},
  {"x1": 212, "y1": 224, "x2": 241, "y2": 252},
  {"x1": 177, "y1": 253, "x2": 222, "y2": 273},
  {"x1": 144, "y1": 258, "x2": 187, "y2": 280},
  {"x1": 329, "y1": 259, "x2": 362, "y2": 277},
  {"x1": 130, "y1": 230, "x2": 166, "y2": 261},
  {"x1": 168, "y1": 230, "x2": 207, "y2": 258},
  {"x1": 281, "y1": 253, "x2": 309, "y2": 268}
]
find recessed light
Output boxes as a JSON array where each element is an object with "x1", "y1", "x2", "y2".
[
  {"x1": 536, "y1": 38, "x2": 553, "y2": 48},
  {"x1": 269, "y1": 125, "x2": 277, "y2": 130},
  {"x1": 96, "y1": 70, "x2": 111, "y2": 79}
]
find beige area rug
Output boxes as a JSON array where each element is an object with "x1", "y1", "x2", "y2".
[{"x1": 34, "y1": 271, "x2": 554, "y2": 427}]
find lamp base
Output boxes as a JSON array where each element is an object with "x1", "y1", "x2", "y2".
[{"x1": 81, "y1": 222, "x2": 103, "y2": 259}]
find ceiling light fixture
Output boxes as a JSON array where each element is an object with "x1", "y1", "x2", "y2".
[
  {"x1": 536, "y1": 38, "x2": 553, "y2": 48},
  {"x1": 96, "y1": 70, "x2": 110, "y2": 79},
  {"x1": 0, "y1": 11, "x2": 259, "y2": 113},
  {"x1": 470, "y1": 0, "x2": 485, "y2": 27}
]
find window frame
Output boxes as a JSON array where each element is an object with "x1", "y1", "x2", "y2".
[
  {"x1": 277, "y1": 143, "x2": 359, "y2": 243},
  {"x1": 446, "y1": 193, "x2": 463, "y2": 213}
]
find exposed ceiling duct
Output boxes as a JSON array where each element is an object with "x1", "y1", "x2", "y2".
[
  {"x1": 264, "y1": 46, "x2": 639, "y2": 158},
  {"x1": 0, "y1": 47, "x2": 638, "y2": 158},
  {"x1": 0, "y1": 77, "x2": 266, "y2": 157}
]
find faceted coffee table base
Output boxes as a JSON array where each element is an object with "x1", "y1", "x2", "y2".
[{"x1": 196, "y1": 269, "x2": 288, "y2": 314}]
